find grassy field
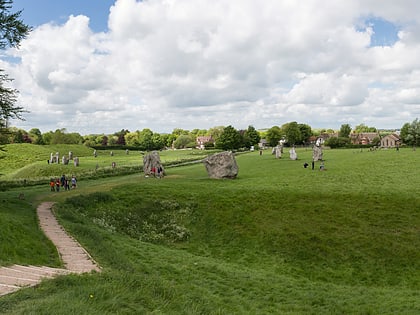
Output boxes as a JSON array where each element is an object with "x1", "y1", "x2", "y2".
[
  {"x1": 0, "y1": 146, "x2": 419, "y2": 314},
  {"x1": 0, "y1": 144, "x2": 214, "y2": 189}
]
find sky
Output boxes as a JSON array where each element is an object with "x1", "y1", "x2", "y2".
[{"x1": 2, "y1": 0, "x2": 420, "y2": 134}]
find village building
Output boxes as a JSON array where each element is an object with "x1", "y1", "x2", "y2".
[
  {"x1": 380, "y1": 134, "x2": 401, "y2": 148},
  {"x1": 350, "y1": 132, "x2": 380, "y2": 145},
  {"x1": 196, "y1": 136, "x2": 214, "y2": 149}
]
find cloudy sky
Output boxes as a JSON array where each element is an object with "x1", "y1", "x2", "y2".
[{"x1": 2, "y1": 0, "x2": 420, "y2": 134}]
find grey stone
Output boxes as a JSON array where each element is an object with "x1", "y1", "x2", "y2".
[
  {"x1": 203, "y1": 151, "x2": 238, "y2": 179},
  {"x1": 313, "y1": 144, "x2": 323, "y2": 161},
  {"x1": 289, "y1": 146, "x2": 297, "y2": 160},
  {"x1": 143, "y1": 151, "x2": 164, "y2": 177}
]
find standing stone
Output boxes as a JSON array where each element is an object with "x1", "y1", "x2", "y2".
[
  {"x1": 289, "y1": 146, "x2": 297, "y2": 160},
  {"x1": 143, "y1": 151, "x2": 164, "y2": 176},
  {"x1": 50, "y1": 153, "x2": 54, "y2": 164},
  {"x1": 69, "y1": 151, "x2": 73, "y2": 160},
  {"x1": 62, "y1": 155, "x2": 68, "y2": 165},
  {"x1": 74, "y1": 157, "x2": 79, "y2": 167},
  {"x1": 313, "y1": 144, "x2": 323, "y2": 161},
  {"x1": 275, "y1": 146, "x2": 282, "y2": 159},
  {"x1": 93, "y1": 150, "x2": 97, "y2": 157},
  {"x1": 55, "y1": 152, "x2": 60, "y2": 164},
  {"x1": 203, "y1": 151, "x2": 238, "y2": 179}
]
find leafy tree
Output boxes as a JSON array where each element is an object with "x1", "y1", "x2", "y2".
[
  {"x1": 325, "y1": 136, "x2": 350, "y2": 148},
  {"x1": 173, "y1": 134, "x2": 194, "y2": 149},
  {"x1": 298, "y1": 123, "x2": 312, "y2": 144},
  {"x1": 266, "y1": 126, "x2": 282, "y2": 147},
  {"x1": 339, "y1": 124, "x2": 351, "y2": 138},
  {"x1": 29, "y1": 128, "x2": 43, "y2": 144},
  {"x1": 354, "y1": 123, "x2": 377, "y2": 133},
  {"x1": 101, "y1": 135, "x2": 108, "y2": 146},
  {"x1": 282, "y1": 122, "x2": 301, "y2": 145},
  {"x1": 207, "y1": 126, "x2": 225, "y2": 142},
  {"x1": 124, "y1": 131, "x2": 139, "y2": 147},
  {"x1": 216, "y1": 125, "x2": 241, "y2": 150},
  {"x1": 114, "y1": 129, "x2": 129, "y2": 145},
  {"x1": 42, "y1": 129, "x2": 82, "y2": 144},
  {"x1": 151, "y1": 133, "x2": 165, "y2": 150},
  {"x1": 402, "y1": 118, "x2": 420, "y2": 146},
  {"x1": 138, "y1": 128, "x2": 154, "y2": 150},
  {"x1": 0, "y1": 1, "x2": 31, "y2": 132},
  {"x1": 400, "y1": 122, "x2": 410, "y2": 144},
  {"x1": 244, "y1": 125, "x2": 260, "y2": 146}
]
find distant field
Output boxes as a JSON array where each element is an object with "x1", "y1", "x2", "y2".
[
  {"x1": 0, "y1": 144, "x2": 214, "y2": 182},
  {"x1": 0, "y1": 146, "x2": 419, "y2": 314}
]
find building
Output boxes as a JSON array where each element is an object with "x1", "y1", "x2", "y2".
[
  {"x1": 196, "y1": 136, "x2": 214, "y2": 149},
  {"x1": 380, "y1": 134, "x2": 401, "y2": 148},
  {"x1": 350, "y1": 132, "x2": 380, "y2": 145}
]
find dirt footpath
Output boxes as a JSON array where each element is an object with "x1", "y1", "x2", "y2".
[{"x1": 0, "y1": 202, "x2": 100, "y2": 296}]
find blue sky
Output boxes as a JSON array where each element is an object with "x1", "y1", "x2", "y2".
[
  {"x1": 12, "y1": 0, "x2": 115, "y2": 32},
  {"x1": 3, "y1": 0, "x2": 420, "y2": 134}
]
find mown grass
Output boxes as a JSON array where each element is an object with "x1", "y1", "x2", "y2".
[
  {"x1": 0, "y1": 147, "x2": 419, "y2": 314},
  {"x1": 0, "y1": 144, "x2": 216, "y2": 190}
]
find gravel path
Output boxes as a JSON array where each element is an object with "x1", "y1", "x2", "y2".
[{"x1": 0, "y1": 202, "x2": 100, "y2": 296}]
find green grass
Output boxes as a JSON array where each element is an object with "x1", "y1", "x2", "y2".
[
  {"x1": 0, "y1": 145, "x2": 216, "y2": 190},
  {"x1": 0, "y1": 147, "x2": 419, "y2": 314}
]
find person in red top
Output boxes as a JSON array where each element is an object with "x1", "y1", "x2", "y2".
[
  {"x1": 50, "y1": 179, "x2": 55, "y2": 191},
  {"x1": 55, "y1": 178, "x2": 60, "y2": 192}
]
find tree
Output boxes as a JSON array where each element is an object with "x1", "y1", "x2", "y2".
[
  {"x1": 282, "y1": 122, "x2": 301, "y2": 145},
  {"x1": 114, "y1": 129, "x2": 129, "y2": 145},
  {"x1": 266, "y1": 126, "x2": 282, "y2": 147},
  {"x1": 354, "y1": 123, "x2": 377, "y2": 133},
  {"x1": 216, "y1": 125, "x2": 241, "y2": 150},
  {"x1": 402, "y1": 118, "x2": 420, "y2": 147},
  {"x1": 244, "y1": 125, "x2": 260, "y2": 147},
  {"x1": 173, "y1": 134, "x2": 194, "y2": 149},
  {"x1": 339, "y1": 124, "x2": 351, "y2": 138},
  {"x1": 0, "y1": 1, "x2": 31, "y2": 132},
  {"x1": 29, "y1": 128, "x2": 43, "y2": 144},
  {"x1": 298, "y1": 123, "x2": 312, "y2": 144}
]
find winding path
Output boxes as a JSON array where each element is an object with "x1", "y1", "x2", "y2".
[{"x1": 0, "y1": 202, "x2": 100, "y2": 296}]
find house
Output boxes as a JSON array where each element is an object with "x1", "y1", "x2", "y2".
[
  {"x1": 380, "y1": 134, "x2": 401, "y2": 148},
  {"x1": 196, "y1": 136, "x2": 214, "y2": 149},
  {"x1": 350, "y1": 132, "x2": 380, "y2": 145}
]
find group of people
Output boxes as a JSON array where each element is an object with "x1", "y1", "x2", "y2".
[
  {"x1": 49, "y1": 175, "x2": 77, "y2": 192},
  {"x1": 151, "y1": 166, "x2": 164, "y2": 178}
]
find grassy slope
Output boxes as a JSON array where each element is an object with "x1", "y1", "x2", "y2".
[
  {"x1": 0, "y1": 147, "x2": 419, "y2": 314},
  {"x1": 0, "y1": 144, "x2": 211, "y2": 181}
]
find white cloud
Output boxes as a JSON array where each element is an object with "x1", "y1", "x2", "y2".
[{"x1": 4, "y1": 0, "x2": 420, "y2": 134}]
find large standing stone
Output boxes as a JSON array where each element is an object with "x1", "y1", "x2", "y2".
[
  {"x1": 289, "y1": 146, "x2": 298, "y2": 160},
  {"x1": 313, "y1": 144, "x2": 323, "y2": 161},
  {"x1": 143, "y1": 151, "x2": 164, "y2": 176},
  {"x1": 203, "y1": 151, "x2": 238, "y2": 179},
  {"x1": 275, "y1": 146, "x2": 282, "y2": 159}
]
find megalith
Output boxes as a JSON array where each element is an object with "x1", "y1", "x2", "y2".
[
  {"x1": 289, "y1": 146, "x2": 298, "y2": 160},
  {"x1": 312, "y1": 144, "x2": 323, "y2": 161},
  {"x1": 143, "y1": 151, "x2": 164, "y2": 176},
  {"x1": 203, "y1": 151, "x2": 238, "y2": 179}
]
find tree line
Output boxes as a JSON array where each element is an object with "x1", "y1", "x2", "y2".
[{"x1": 1, "y1": 119, "x2": 419, "y2": 151}]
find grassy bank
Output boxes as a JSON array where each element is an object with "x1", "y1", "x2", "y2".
[{"x1": 0, "y1": 147, "x2": 419, "y2": 313}]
